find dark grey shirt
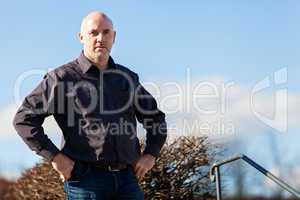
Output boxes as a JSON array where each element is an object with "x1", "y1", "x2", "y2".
[{"x1": 13, "y1": 53, "x2": 167, "y2": 165}]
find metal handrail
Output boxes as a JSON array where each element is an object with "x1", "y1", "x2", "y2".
[{"x1": 210, "y1": 154, "x2": 300, "y2": 200}]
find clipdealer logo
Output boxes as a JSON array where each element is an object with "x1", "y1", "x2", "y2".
[{"x1": 250, "y1": 67, "x2": 288, "y2": 133}]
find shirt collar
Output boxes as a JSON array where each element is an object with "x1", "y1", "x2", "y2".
[{"x1": 77, "y1": 51, "x2": 116, "y2": 74}]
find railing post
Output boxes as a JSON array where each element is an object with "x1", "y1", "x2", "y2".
[{"x1": 215, "y1": 166, "x2": 222, "y2": 200}]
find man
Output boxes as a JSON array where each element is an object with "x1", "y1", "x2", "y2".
[{"x1": 13, "y1": 11, "x2": 167, "y2": 200}]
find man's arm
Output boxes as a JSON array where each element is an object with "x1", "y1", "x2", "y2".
[
  {"x1": 13, "y1": 71, "x2": 60, "y2": 161},
  {"x1": 13, "y1": 71, "x2": 75, "y2": 181},
  {"x1": 134, "y1": 79, "x2": 167, "y2": 158},
  {"x1": 133, "y1": 74, "x2": 167, "y2": 180}
]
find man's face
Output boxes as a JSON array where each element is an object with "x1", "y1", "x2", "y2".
[{"x1": 79, "y1": 16, "x2": 116, "y2": 62}]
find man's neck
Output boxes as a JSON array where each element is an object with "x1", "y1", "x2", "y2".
[
  {"x1": 93, "y1": 59, "x2": 109, "y2": 70},
  {"x1": 84, "y1": 52, "x2": 109, "y2": 70}
]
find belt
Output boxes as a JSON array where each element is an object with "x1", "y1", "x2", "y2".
[{"x1": 91, "y1": 162, "x2": 130, "y2": 172}]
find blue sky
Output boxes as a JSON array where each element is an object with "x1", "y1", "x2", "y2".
[
  {"x1": 1, "y1": 0, "x2": 300, "y2": 103},
  {"x1": 1, "y1": 0, "x2": 300, "y2": 196}
]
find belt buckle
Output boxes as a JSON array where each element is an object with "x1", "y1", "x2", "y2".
[{"x1": 108, "y1": 165, "x2": 120, "y2": 172}]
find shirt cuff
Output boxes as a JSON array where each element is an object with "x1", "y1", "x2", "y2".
[{"x1": 143, "y1": 144, "x2": 162, "y2": 158}]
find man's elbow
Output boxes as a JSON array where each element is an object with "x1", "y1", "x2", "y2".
[{"x1": 12, "y1": 109, "x2": 24, "y2": 134}]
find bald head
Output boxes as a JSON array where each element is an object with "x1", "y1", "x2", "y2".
[{"x1": 80, "y1": 12, "x2": 114, "y2": 34}]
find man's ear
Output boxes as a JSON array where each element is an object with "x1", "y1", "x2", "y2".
[
  {"x1": 78, "y1": 32, "x2": 84, "y2": 44},
  {"x1": 113, "y1": 31, "x2": 116, "y2": 43}
]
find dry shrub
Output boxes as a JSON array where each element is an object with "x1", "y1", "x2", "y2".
[
  {"x1": 3, "y1": 162, "x2": 65, "y2": 200},
  {"x1": 140, "y1": 136, "x2": 216, "y2": 200},
  {"x1": 3, "y1": 136, "x2": 217, "y2": 200}
]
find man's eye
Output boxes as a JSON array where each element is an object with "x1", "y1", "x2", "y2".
[
  {"x1": 90, "y1": 31, "x2": 98, "y2": 36},
  {"x1": 103, "y1": 30, "x2": 110, "y2": 35}
]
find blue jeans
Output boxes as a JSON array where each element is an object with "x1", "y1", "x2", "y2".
[{"x1": 64, "y1": 161, "x2": 144, "y2": 200}]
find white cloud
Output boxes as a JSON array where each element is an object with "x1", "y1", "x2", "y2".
[
  {"x1": 0, "y1": 104, "x2": 17, "y2": 140},
  {"x1": 143, "y1": 77, "x2": 300, "y2": 141}
]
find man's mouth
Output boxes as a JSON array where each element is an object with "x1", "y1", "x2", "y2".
[{"x1": 95, "y1": 46, "x2": 106, "y2": 51}]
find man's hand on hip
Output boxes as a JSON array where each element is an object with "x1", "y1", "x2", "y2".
[
  {"x1": 133, "y1": 154, "x2": 155, "y2": 181},
  {"x1": 51, "y1": 153, "x2": 75, "y2": 182}
]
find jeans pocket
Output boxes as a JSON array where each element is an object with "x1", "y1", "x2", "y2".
[{"x1": 69, "y1": 161, "x2": 90, "y2": 182}]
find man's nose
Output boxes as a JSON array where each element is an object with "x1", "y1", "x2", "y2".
[{"x1": 96, "y1": 33, "x2": 104, "y2": 42}]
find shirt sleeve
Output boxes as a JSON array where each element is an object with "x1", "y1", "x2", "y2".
[
  {"x1": 133, "y1": 75, "x2": 167, "y2": 158},
  {"x1": 13, "y1": 71, "x2": 61, "y2": 161}
]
